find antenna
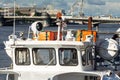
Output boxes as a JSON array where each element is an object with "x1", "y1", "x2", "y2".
[{"x1": 13, "y1": 0, "x2": 16, "y2": 43}]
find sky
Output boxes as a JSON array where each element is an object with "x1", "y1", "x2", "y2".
[{"x1": 1, "y1": 0, "x2": 120, "y2": 17}]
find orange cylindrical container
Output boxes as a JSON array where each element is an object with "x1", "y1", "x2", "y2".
[
  {"x1": 76, "y1": 30, "x2": 97, "y2": 42},
  {"x1": 38, "y1": 31, "x2": 54, "y2": 41}
]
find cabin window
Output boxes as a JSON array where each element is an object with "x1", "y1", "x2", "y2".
[
  {"x1": 32, "y1": 48, "x2": 56, "y2": 65},
  {"x1": 8, "y1": 74, "x2": 15, "y2": 80},
  {"x1": 81, "y1": 46, "x2": 94, "y2": 66},
  {"x1": 15, "y1": 48, "x2": 30, "y2": 65},
  {"x1": 59, "y1": 48, "x2": 78, "y2": 66}
]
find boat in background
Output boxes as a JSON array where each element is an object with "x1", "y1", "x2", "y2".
[{"x1": 0, "y1": 16, "x2": 120, "y2": 80}]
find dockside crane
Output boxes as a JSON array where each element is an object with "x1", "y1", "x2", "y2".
[
  {"x1": 69, "y1": 0, "x2": 84, "y2": 17},
  {"x1": 79, "y1": 0, "x2": 84, "y2": 17}
]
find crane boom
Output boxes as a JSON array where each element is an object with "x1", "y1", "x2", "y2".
[
  {"x1": 80, "y1": 0, "x2": 84, "y2": 16},
  {"x1": 69, "y1": 0, "x2": 84, "y2": 17}
]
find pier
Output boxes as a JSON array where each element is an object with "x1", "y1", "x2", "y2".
[
  {"x1": 1, "y1": 15, "x2": 120, "y2": 26},
  {"x1": 4, "y1": 15, "x2": 120, "y2": 22},
  {"x1": 0, "y1": 15, "x2": 53, "y2": 26},
  {"x1": 0, "y1": 6, "x2": 120, "y2": 26}
]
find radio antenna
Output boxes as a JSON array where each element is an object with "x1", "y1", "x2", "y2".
[{"x1": 13, "y1": 0, "x2": 16, "y2": 43}]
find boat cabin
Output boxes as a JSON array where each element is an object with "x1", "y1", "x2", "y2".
[{"x1": 4, "y1": 39, "x2": 97, "y2": 80}]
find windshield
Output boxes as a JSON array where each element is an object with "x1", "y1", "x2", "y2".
[
  {"x1": 59, "y1": 48, "x2": 78, "y2": 66},
  {"x1": 32, "y1": 48, "x2": 56, "y2": 65}
]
